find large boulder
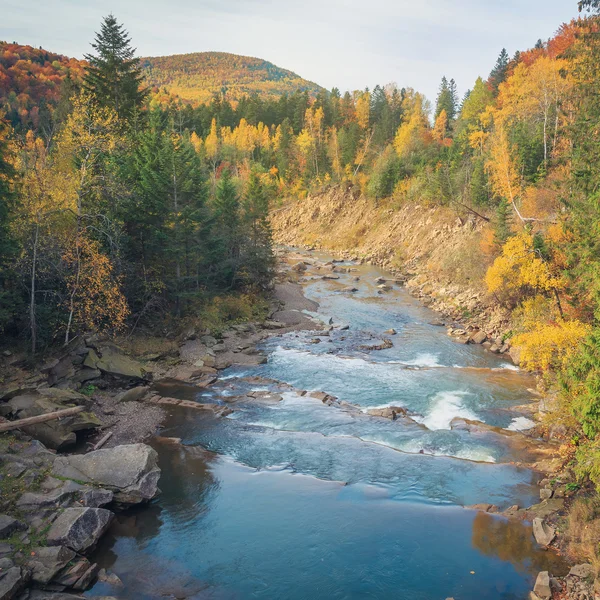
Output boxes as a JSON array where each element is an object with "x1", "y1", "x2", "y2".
[
  {"x1": 6, "y1": 390, "x2": 100, "y2": 450},
  {"x1": 84, "y1": 346, "x2": 146, "y2": 380},
  {"x1": 52, "y1": 444, "x2": 160, "y2": 506},
  {"x1": 47, "y1": 507, "x2": 114, "y2": 553},
  {"x1": 532, "y1": 518, "x2": 555, "y2": 547}
]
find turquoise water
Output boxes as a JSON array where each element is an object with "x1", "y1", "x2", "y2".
[{"x1": 88, "y1": 252, "x2": 566, "y2": 600}]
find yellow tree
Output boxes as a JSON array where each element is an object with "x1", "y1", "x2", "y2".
[
  {"x1": 355, "y1": 91, "x2": 371, "y2": 130},
  {"x1": 52, "y1": 92, "x2": 124, "y2": 344},
  {"x1": 62, "y1": 237, "x2": 128, "y2": 335},
  {"x1": 13, "y1": 132, "x2": 66, "y2": 353},
  {"x1": 205, "y1": 117, "x2": 220, "y2": 180},
  {"x1": 393, "y1": 95, "x2": 431, "y2": 159},
  {"x1": 432, "y1": 109, "x2": 449, "y2": 142}
]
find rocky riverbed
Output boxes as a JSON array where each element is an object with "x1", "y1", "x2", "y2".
[{"x1": 0, "y1": 248, "x2": 595, "y2": 600}]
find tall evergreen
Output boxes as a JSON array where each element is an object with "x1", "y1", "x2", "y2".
[
  {"x1": 213, "y1": 169, "x2": 241, "y2": 288},
  {"x1": 435, "y1": 77, "x2": 458, "y2": 121},
  {"x1": 488, "y1": 48, "x2": 510, "y2": 95},
  {"x1": 242, "y1": 172, "x2": 275, "y2": 290},
  {"x1": 84, "y1": 14, "x2": 148, "y2": 121}
]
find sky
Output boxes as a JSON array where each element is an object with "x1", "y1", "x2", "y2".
[{"x1": 1, "y1": 0, "x2": 582, "y2": 104}]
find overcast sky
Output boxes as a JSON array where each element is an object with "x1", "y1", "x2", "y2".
[{"x1": 2, "y1": 0, "x2": 581, "y2": 104}]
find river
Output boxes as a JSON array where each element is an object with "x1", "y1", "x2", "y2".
[{"x1": 87, "y1": 250, "x2": 567, "y2": 600}]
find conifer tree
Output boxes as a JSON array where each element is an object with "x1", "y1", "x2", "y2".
[
  {"x1": 84, "y1": 14, "x2": 148, "y2": 121},
  {"x1": 488, "y1": 48, "x2": 510, "y2": 94},
  {"x1": 242, "y1": 172, "x2": 275, "y2": 290},
  {"x1": 435, "y1": 77, "x2": 458, "y2": 122},
  {"x1": 213, "y1": 169, "x2": 241, "y2": 287}
]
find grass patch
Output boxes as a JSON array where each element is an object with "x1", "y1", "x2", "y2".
[{"x1": 564, "y1": 495, "x2": 600, "y2": 574}]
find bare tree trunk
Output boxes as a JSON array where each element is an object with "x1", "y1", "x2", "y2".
[
  {"x1": 64, "y1": 239, "x2": 81, "y2": 346},
  {"x1": 30, "y1": 222, "x2": 39, "y2": 354}
]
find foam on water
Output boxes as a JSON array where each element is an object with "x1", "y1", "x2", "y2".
[
  {"x1": 399, "y1": 352, "x2": 442, "y2": 368},
  {"x1": 416, "y1": 391, "x2": 478, "y2": 431}
]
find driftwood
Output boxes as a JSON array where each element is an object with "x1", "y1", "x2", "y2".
[
  {"x1": 0, "y1": 406, "x2": 85, "y2": 433},
  {"x1": 92, "y1": 431, "x2": 113, "y2": 450}
]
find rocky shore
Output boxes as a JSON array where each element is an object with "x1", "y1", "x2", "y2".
[{"x1": 0, "y1": 255, "x2": 325, "y2": 599}]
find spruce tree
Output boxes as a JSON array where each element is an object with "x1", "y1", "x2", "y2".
[
  {"x1": 84, "y1": 14, "x2": 148, "y2": 121},
  {"x1": 435, "y1": 77, "x2": 457, "y2": 122},
  {"x1": 242, "y1": 172, "x2": 275, "y2": 290},
  {"x1": 213, "y1": 169, "x2": 241, "y2": 288},
  {"x1": 488, "y1": 49, "x2": 510, "y2": 95}
]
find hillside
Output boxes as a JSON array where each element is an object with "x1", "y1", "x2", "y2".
[
  {"x1": 0, "y1": 41, "x2": 85, "y2": 130},
  {"x1": 270, "y1": 188, "x2": 510, "y2": 335},
  {"x1": 141, "y1": 51, "x2": 322, "y2": 103}
]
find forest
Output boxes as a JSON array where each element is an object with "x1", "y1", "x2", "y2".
[{"x1": 2, "y1": 2, "x2": 600, "y2": 502}]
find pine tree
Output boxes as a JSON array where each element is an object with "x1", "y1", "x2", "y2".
[
  {"x1": 241, "y1": 172, "x2": 275, "y2": 290},
  {"x1": 488, "y1": 48, "x2": 510, "y2": 94},
  {"x1": 435, "y1": 77, "x2": 458, "y2": 123},
  {"x1": 84, "y1": 14, "x2": 148, "y2": 121},
  {"x1": 494, "y1": 198, "x2": 512, "y2": 245},
  {"x1": 213, "y1": 169, "x2": 241, "y2": 288}
]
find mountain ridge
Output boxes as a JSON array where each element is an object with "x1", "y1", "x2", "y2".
[{"x1": 141, "y1": 50, "x2": 323, "y2": 103}]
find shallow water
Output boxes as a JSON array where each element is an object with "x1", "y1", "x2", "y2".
[{"x1": 88, "y1": 251, "x2": 566, "y2": 600}]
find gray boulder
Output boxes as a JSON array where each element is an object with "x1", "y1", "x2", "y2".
[
  {"x1": 116, "y1": 386, "x2": 150, "y2": 403},
  {"x1": 47, "y1": 507, "x2": 114, "y2": 553},
  {"x1": 84, "y1": 346, "x2": 146, "y2": 380},
  {"x1": 0, "y1": 566, "x2": 29, "y2": 599},
  {"x1": 52, "y1": 444, "x2": 160, "y2": 506},
  {"x1": 0, "y1": 515, "x2": 26, "y2": 539},
  {"x1": 79, "y1": 487, "x2": 114, "y2": 508},
  {"x1": 533, "y1": 571, "x2": 551, "y2": 600},
  {"x1": 532, "y1": 518, "x2": 556, "y2": 547},
  {"x1": 569, "y1": 563, "x2": 595, "y2": 579},
  {"x1": 28, "y1": 545, "x2": 76, "y2": 584}
]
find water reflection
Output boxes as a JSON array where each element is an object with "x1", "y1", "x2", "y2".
[{"x1": 471, "y1": 512, "x2": 569, "y2": 576}]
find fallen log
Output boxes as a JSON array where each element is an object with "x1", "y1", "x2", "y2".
[{"x1": 0, "y1": 406, "x2": 85, "y2": 433}]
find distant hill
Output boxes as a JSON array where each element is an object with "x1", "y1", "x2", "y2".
[
  {"x1": 141, "y1": 51, "x2": 322, "y2": 103},
  {"x1": 0, "y1": 41, "x2": 85, "y2": 129}
]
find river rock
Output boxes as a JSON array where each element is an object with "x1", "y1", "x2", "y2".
[
  {"x1": 341, "y1": 286, "x2": 358, "y2": 293},
  {"x1": 292, "y1": 261, "x2": 307, "y2": 272},
  {"x1": 47, "y1": 507, "x2": 114, "y2": 553},
  {"x1": 84, "y1": 345, "x2": 146, "y2": 380},
  {"x1": 52, "y1": 443, "x2": 160, "y2": 506},
  {"x1": 384, "y1": 329, "x2": 397, "y2": 335},
  {"x1": 79, "y1": 487, "x2": 114, "y2": 508},
  {"x1": 0, "y1": 566, "x2": 29, "y2": 599},
  {"x1": 17, "y1": 480, "x2": 83, "y2": 510},
  {"x1": 0, "y1": 515, "x2": 26, "y2": 539},
  {"x1": 533, "y1": 571, "x2": 551, "y2": 599},
  {"x1": 532, "y1": 518, "x2": 555, "y2": 547},
  {"x1": 116, "y1": 386, "x2": 150, "y2": 403},
  {"x1": 569, "y1": 563, "x2": 595, "y2": 578},
  {"x1": 367, "y1": 406, "x2": 407, "y2": 420},
  {"x1": 28, "y1": 545, "x2": 76, "y2": 584},
  {"x1": 539, "y1": 488, "x2": 553, "y2": 500},
  {"x1": 469, "y1": 331, "x2": 487, "y2": 344}
]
